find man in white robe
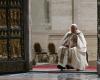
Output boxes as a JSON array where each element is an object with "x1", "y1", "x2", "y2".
[{"x1": 57, "y1": 24, "x2": 88, "y2": 71}]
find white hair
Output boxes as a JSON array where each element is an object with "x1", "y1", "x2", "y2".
[
  {"x1": 71, "y1": 24, "x2": 78, "y2": 28},
  {"x1": 68, "y1": 24, "x2": 78, "y2": 31}
]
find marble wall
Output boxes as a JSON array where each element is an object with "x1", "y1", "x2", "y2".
[
  {"x1": 77, "y1": 0, "x2": 97, "y2": 34},
  {"x1": 50, "y1": 0, "x2": 72, "y2": 30}
]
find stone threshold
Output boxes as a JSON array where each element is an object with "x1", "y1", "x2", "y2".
[{"x1": 31, "y1": 70, "x2": 97, "y2": 74}]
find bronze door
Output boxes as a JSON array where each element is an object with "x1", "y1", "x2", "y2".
[
  {"x1": 98, "y1": 0, "x2": 100, "y2": 75},
  {"x1": 0, "y1": 0, "x2": 29, "y2": 73}
]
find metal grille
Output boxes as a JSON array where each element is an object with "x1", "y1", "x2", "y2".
[{"x1": 0, "y1": 0, "x2": 24, "y2": 60}]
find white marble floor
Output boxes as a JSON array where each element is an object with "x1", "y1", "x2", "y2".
[{"x1": 0, "y1": 72, "x2": 99, "y2": 80}]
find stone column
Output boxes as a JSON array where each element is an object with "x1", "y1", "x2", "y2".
[
  {"x1": 72, "y1": 0, "x2": 79, "y2": 25},
  {"x1": 29, "y1": 0, "x2": 32, "y2": 69}
]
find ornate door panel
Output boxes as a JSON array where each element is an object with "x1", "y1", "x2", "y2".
[{"x1": 0, "y1": 0, "x2": 29, "y2": 73}]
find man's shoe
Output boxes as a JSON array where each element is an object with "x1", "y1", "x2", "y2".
[
  {"x1": 66, "y1": 65, "x2": 74, "y2": 69},
  {"x1": 57, "y1": 65, "x2": 65, "y2": 71},
  {"x1": 76, "y1": 69, "x2": 80, "y2": 71}
]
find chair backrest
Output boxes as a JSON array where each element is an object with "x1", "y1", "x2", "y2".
[
  {"x1": 48, "y1": 43, "x2": 56, "y2": 53},
  {"x1": 34, "y1": 42, "x2": 42, "y2": 53}
]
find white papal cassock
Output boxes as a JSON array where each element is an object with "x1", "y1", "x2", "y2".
[{"x1": 58, "y1": 30, "x2": 88, "y2": 70}]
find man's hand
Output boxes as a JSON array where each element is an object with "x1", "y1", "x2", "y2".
[
  {"x1": 65, "y1": 45, "x2": 69, "y2": 48},
  {"x1": 70, "y1": 45, "x2": 75, "y2": 48}
]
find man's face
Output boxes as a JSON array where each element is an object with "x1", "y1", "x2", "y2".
[{"x1": 71, "y1": 26, "x2": 77, "y2": 33}]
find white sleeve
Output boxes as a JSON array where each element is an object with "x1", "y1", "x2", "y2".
[{"x1": 77, "y1": 32, "x2": 87, "y2": 52}]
